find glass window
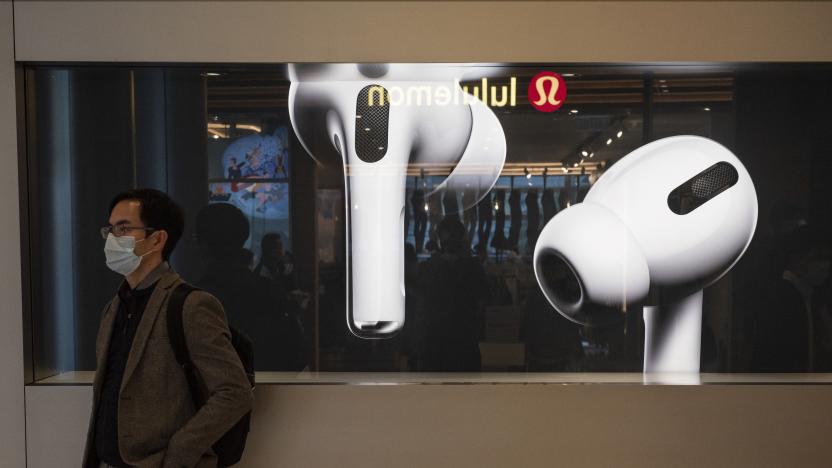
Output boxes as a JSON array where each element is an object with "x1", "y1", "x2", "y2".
[{"x1": 20, "y1": 63, "x2": 832, "y2": 381}]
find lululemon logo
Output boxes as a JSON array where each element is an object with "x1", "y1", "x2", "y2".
[{"x1": 528, "y1": 72, "x2": 567, "y2": 112}]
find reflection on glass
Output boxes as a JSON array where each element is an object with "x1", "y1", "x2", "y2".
[{"x1": 21, "y1": 63, "x2": 832, "y2": 380}]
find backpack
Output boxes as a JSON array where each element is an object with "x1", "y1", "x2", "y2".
[{"x1": 167, "y1": 283, "x2": 255, "y2": 467}]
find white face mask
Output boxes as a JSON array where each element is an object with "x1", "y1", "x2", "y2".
[{"x1": 104, "y1": 233, "x2": 153, "y2": 276}]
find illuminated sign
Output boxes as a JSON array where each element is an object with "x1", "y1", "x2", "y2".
[
  {"x1": 367, "y1": 78, "x2": 517, "y2": 108},
  {"x1": 366, "y1": 72, "x2": 569, "y2": 112},
  {"x1": 528, "y1": 71, "x2": 567, "y2": 112}
]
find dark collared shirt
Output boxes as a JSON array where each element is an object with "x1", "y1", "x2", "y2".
[{"x1": 95, "y1": 262, "x2": 170, "y2": 467}]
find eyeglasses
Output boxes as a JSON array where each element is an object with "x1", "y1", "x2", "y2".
[{"x1": 100, "y1": 225, "x2": 156, "y2": 239}]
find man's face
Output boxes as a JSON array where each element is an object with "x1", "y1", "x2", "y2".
[
  {"x1": 108, "y1": 200, "x2": 158, "y2": 257},
  {"x1": 263, "y1": 241, "x2": 282, "y2": 260}
]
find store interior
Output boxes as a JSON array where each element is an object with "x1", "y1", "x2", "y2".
[{"x1": 21, "y1": 63, "x2": 832, "y2": 381}]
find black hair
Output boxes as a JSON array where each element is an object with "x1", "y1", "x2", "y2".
[
  {"x1": 194, "y1": 203, "x2": 250, "y2": 260},
  {"x1": 437, "y1": 216, "x2": 468, "y2": 254},
  {"x1": 261, "y1": 232, "x2": 283, "y2": 251},
  {"x1": 108, "y1": 188, "x2": 185, "y2": 261}
]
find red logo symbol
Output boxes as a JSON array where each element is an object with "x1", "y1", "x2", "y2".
[{"x1": 528, "y1": 72, "x2": 567, "y2": 112}]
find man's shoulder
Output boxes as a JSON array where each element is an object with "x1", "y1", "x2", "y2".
[
  {"x1": 175, "y1": 286, "x2": 226, "y2": 322},
  {"x1": 184, "y1": 288, "x2": 223, "y2": 308}
]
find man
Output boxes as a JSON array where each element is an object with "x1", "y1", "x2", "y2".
[
  {"x1": 248, "y1": 231, "x2": 307, "y2": 371},
  {"x1": 253, "y1": 233, "x2": 296, "y2": 292},
  {"x1": 226, "y1": 157, "x2": 244, "y2": 180},
  {"x1": 192, "y1": 205, "x2": 298, "y2": 371},
  {"x1": 415, "y1": 216, "x2": 490, "y2": 371},
  {"x1": 750, "y1": 225, "x2": 831, "y2": 372},
  {"x1": 83, "y1": 189, "x2": 253, "y2": 468}
]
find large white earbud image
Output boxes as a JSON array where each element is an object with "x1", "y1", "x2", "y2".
[
  {"x1": 289, "y1": 64, "x2": 506, "y2": 338},
  {"x1": 533, "y1": 136, "x2": 757, "y2": 375}
]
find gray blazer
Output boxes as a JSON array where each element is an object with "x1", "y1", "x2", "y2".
[{"x1": 83, "y1": 271, "x2": 254, "y2": 468}]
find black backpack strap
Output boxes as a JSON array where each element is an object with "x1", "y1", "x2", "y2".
[{"x1": 166, "y1": 283, "x2": 202, "y2": 407}]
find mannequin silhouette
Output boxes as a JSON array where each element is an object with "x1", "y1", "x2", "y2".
[
  {"x1": 507, "y1": 189, "x2": 523, "y2": 251},
  {"x1": 526, "y1": 189, "x2": 541, "y2": 253},
  {"x1": 477, "y1": 192, "x2": 493, "y2": 248}
]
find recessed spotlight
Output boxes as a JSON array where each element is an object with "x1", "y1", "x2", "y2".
[
  {"x1": 617, "y1": 130, "x2": 623, "y2": 138},
  {"x1": 606, "y1": 138, "x2": 613, "y2": 145},
  {"x1": 704, "y1": 107, "x2": 711, "y2": 111}
]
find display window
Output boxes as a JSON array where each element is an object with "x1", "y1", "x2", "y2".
[{"x1": 20, "y1": 63, "x2": 832, "y2": 381}]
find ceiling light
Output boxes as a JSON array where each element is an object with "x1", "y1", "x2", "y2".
[
  {"x1": 617, "y1": 130, "x2": 623, "y2": 138},
  {"x1": 606, "y1": 138, "x2": 613, "y2": 145},
  {"x1": 236, "y1": 124, "x2": 262, "y2": 133}
]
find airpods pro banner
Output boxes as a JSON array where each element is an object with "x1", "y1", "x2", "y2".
[{"x1": 288, "y1": 63, "x2": 759, "y2": 377}]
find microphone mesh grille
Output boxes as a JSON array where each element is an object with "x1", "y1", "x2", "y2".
[
  {"x1": 668, "y1": 161, "x2": 739, "y2": 215},
  {"x1": 355, "y1": 85, "x2": 390, "y2": 163}
]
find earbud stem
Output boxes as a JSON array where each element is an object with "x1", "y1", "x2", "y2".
[
  {"x1": 643, "y1": 289, "x2": 703, "y2": 377},
  {"x1": 344, "y1": 163, "x2": 406, "y2": 338}
]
